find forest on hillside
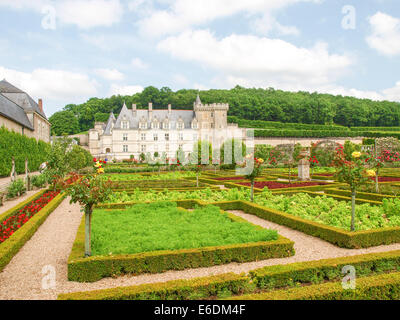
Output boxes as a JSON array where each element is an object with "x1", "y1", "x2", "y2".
[{"x1": 49, "y1": 86, "x2": 400, "y2": 136}]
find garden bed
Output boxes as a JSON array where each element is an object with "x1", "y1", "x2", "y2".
[
  {"x1": 0, "y1": 189, "x2": 65, "y2": 271},
  {"x1": 238, "y1": 181, "x2": 328, "y2": 189},
  {"x1": 68, "y1": 202, "x2": 294, "y2": 282}
]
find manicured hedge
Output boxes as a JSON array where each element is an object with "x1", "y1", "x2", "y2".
[
  {"x1": 228, "y1": 116, "x2": 349, "y2": 131},
  {"x1": 232, "y1": 271, "x2": 400, "y2": 300},
  {"x1": 68, "y1": 206, "x2": 295, "y2": 282},
  {"x1": 58, "y1": 273, "x2": 250, "y2": 300},
  {"x1": 325, "y1": 188, "x2": 397, "y2": 202},
  {"x1": 0, "y1": 127, "x2": 50, "y2": 176},
  {"x1": 59, "y1": 248, "x2": 400, "y2": 300},
  {"x1": 249, "y1": 249, "x2": 400, "y2": 290},
  {"x1": 253, "y1": 129, "x2": 400, "y2": 139},
  {"x1": 0, "y1": 190, "x2": 65, "y2": 271}
]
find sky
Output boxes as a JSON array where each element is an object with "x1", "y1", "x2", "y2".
[{"x1": 0, "y1": 0, "x2": 399, "y2": 117}]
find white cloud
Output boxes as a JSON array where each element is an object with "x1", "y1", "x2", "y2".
[
  {"x1": 0, "y1": 66, "x2": 98, "y2": 101},
  {"x1": 251, "y1": 14, "x2": 300, "y2": 36},
  {"x1": 0, "y1": 0, "x2": 123, "y2": 29},
  {"x1": 109, "y1": 84, "x2": 144, "y2": 96},
  {"x1": 158, "y1": 30, "x2": 352, "y2": 89},
  {"x1": 366, "y1": 12, "x2": 400, "y2": 56},
  {"x1": 137, "y1": 0, "x2": 320, "y2": 37},
  {"x1": 94, "y1": 68, "x2": 124, "y2": 81},
  {"x1": 382, "y1": 81, "x2": 400, "y2": 101},
  {"x1": 57, "y1": 0, "x2": 123, "y2": 29},
  {"x1": 131, "y1": 58, "x2": 148, "y2": 69}
]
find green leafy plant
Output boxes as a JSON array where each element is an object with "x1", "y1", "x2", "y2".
[
  {"x1": 31, "y1": 174, "x2": 47, "y2": 188},
  {"x1": 7, "y1": 179, "x2": 27, "y2": 199}
]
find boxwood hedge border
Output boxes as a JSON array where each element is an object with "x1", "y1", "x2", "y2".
[{"x1": 59, "y1": 249, "x2": 400, "y2": 300}]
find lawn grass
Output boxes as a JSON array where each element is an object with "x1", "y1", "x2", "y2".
[{"x1": 91, "y1": 202, "x2": 278, "y2": 256}]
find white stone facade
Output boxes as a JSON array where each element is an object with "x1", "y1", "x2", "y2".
[{"x1": 89, "y1": 95, "x2": 246, "y2": 161}]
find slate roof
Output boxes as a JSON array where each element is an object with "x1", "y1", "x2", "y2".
[
  {"x1": 113, "y1": 103, "x2": 195, "y2": 130},
  {"x1": 0, "y1": 94, "x2": 34, "y2": 130},
  {"x1": 0, "y1": 80, "x2": 47, "y2": 119},
  {"x1": 103, "y1": 112, "x2": 116, "y2": 135}
]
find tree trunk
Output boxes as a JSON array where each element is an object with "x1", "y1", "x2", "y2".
[
  {"x1": 84, "y1": 206, "x2": 92, "y2": 257},
  {"x1": 288, "y1": 166, "x2": 292, "y2": 184},
  {"x1": 251, "y1": 180, "x2": 254, "y2": 202},
  {"x1": 351, "y1": 190, "x2": 356, "y2": 232},
  {"x1": 196, "y1": 171, "x2": 199, "y2": 187},
  {"x1": 375, "y1": 168, "x2": 379, "y2": 193}
]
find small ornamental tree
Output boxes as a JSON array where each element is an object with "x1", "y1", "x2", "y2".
[
  {"x1": 191, "y1": 140, "x2": 212, "y2": 187},
  {"x1": 333, "y1": 146, "x2": 375, "y2": 231},
  {"x1": 309, "y1": 155, "x2": 319, "y2": 176},
  {"x1": 65, "y1": 159, "x2": 112, "y2": 257},
  {"x1": 242, "y1": 155, "x2": 264, "y2": 202}
]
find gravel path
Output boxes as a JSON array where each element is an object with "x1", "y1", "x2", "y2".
[{"x1": 2, "y1": 200, "x2": 400, "y2": 300}]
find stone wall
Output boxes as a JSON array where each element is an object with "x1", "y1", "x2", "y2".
[{"x1": 253, "y1": 137, "x2": 364, "y2": 147}]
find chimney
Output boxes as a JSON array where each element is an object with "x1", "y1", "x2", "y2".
[
  {"x1": 38, "y1": 99, "x2": 43, "y2": 113},
  {"x1": 148, "y1": 102, "x2": 153, "y2": 120},
  {"x1": 168, "y1": 104, "x2": 172, "y2": 115},
  {"x1": 132, "y1": 103, "x2": 137, "y2": 117}
]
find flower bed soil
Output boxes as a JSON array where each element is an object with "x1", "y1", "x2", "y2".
[
  {"x1": 238, "y1": 181, "x2": 328, "y2": 189},
  {"x1": 373, "y1": 177, "x2": 400, "y2": 182},
  {"x1": 214, "y1": 176, "x2": 246, "y2": 181}
]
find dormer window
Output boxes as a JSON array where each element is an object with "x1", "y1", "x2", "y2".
[
  {"x1": 163, "y1": 120, "x2": 169, "y2": 130},
  {"x1": 152, "y1": 120, "x2": 159, "y2": 129},
  {"x1": 192, "y1": 121, "x2": 198, "y2": 129},
  {"x1": 140, "y1": 122, "x2": 147, "y2": 130},
  {"x1": 177, "y1": 120, "x2": 184, "y2": 130},
  {"x1": 122, "y1": 121, "x2": 129, "y2": 129}
]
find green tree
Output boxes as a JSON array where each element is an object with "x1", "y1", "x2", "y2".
[
  {"x1": 49, "y1": 111, "x2": 80, "y2": 136},
  {"x1": 66, "y1": 174, "x2": 112, "y2": 257}
]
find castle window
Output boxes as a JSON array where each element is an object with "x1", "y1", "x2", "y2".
[
  {"x1": 153, "y1": 134, "x2": 158, "y2": 141},
  {"x1": 211, "y1": 112, "x2": 214, "y2": 118},
  {"x1": 165, "y1": 133, "x2": 169, "y2": 141},
  {"x1": 192, "y1": 122, "x2": 198, "y2": 129},
  {"x1": 163, "y1": 121, "x2": 169, "y2": 129},
  {"x1": 123, "y1": 145, "x2": 128, "y2": 152},
  {"x1": 141, "y1": 133, "x2": 146, "y2": 141},
  {"x1": 177, "y1": 122, "x2": 184, "y2": 130},
  {"x1": 179, "y1": 133, "x2": 183, "y2": 141},
  {"x1": 140, "y1": 122, "x2": 146, "y2": 129},
  {"x1": 122, "y1": 121, "x2": 128, "y2": 129},
  {"x1": 141, "y1": 145, "x2": 146, "y2": 152},
  {"x1": 123, "y1": 133, "x2": 128, "y2": 141}
]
